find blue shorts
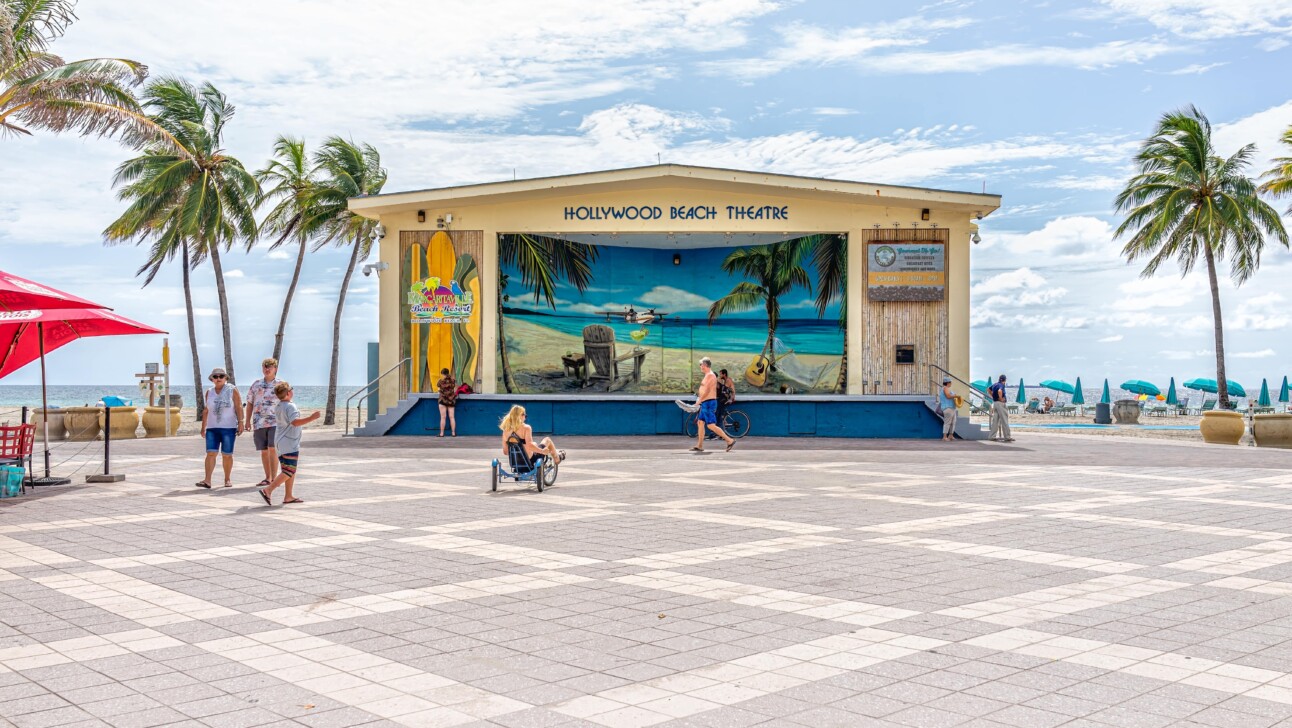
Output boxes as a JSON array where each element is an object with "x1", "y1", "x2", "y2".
[
  {"x1": 205, "y1": 427, "x2": 237, "y2": 454},
  {"x1": 696, "y1": 399, "x2": 718, "y2": 425}
]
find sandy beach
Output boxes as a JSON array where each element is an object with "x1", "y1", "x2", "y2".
[{"x1": 502, "y1": 316, "x2": 843, "y2": 394}]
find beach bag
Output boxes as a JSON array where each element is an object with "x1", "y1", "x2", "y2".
[
  {"x1": 456, "y1": 383, "x2": 473, "y2": 396},
  {"x1": 0, "y1": 465, "x2": 23, "y2": 498}
]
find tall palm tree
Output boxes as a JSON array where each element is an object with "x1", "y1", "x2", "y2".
[
  {"x1": 104, "y1": 77, "x2": 258, "y2": 400},
  {"x1": 1, "y1": 0, "x2": 174, "y2": 148},
  {"x1": 808, "y1": 234, "x2": 847, "y2": 393},
  {"x1": 304, "y1": 137, "x2": 386, "y2": 425},
  {"x1": 1115, "y1": 106, "x2": 1288, "y2": 409},
  {"x1": 1260, "y1": 125, "x2": 1292, "y2": 214},
  {"x1": 707, "y1": 238, "x2": 814, "y2": 374},
  {"x1": 497, "y1": 234, "x2": 600, "y2": 393},
  {"x1": 255, "y1": 135, "x2": 317, "y2": 362}
]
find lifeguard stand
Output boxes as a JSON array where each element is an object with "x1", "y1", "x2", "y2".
[{"x1": 136, "y1": 362, "x2": 163, "y2": 406}]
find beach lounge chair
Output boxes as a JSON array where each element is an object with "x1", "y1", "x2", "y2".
[
  {"x1": 1189, "y1": 398, "x2": 1217, "y2": 415},
  {"x1": 1054, "y1": 404, "x2": 1077, "y2": 416},
  {"x1": 582, "y1": 324, "x2": 649, "y2": 392},
  {"x1": 1024, "y1": 400, "x2": 1041, "y2": 414}
]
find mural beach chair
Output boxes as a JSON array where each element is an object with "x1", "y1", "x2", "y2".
[{"x1": 582, "y1": 324, "x2": 649, "y2": 392}]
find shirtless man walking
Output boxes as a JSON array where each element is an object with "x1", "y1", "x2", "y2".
[{"x1": 692, "y1": 357, "x2": 735, "y2": 453}]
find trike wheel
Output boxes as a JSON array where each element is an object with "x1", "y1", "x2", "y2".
[
  {"x1": 491, "y1": 461, "x2": 499, "y2": 492},
  {"x1": 543, "y1": 456, "x2": 559, "y2": 488}
]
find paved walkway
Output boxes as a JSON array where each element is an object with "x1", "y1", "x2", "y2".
[{"x1": 2, "y1": 433, "x2": 1292, "y2": 727}]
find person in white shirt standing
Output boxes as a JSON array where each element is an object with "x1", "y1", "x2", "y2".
[
  {"x1": 198, "y1": 367, "x2": 243, "y2": 488},
  {"x1": 244, "y1": 358, "x2": 281, "y2": 487}
]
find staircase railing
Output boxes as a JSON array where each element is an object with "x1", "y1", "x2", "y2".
[
  {"x1": 344, "y1": 357, "x2": 410, "y2": 435},
  {"x1": 927, "y1": 364, "x2": 991, "y2": 414}
]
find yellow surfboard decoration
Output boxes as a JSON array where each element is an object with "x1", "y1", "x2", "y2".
[
  {"x1": 424, "y1": 231, "x2": 457, "y2": 385},
  {"x1": 406, "y1": 243, "x2": 423, "y2": 392}
]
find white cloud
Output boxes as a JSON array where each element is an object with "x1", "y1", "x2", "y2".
[
  {"x1": 1099, "y1": 0, "x2": 1292, "y2": 40},
  {"x1": 1042, "y1": 175, "x2": 1124, "y2": 191},
  {"x1": 266, "y1": 250, "x2": 292, "y2": 260},
  {"x1": 1214, "y1": 99, "x2": 1292, "y2": 173},
  {"x1": 1111, "y1": 274, "x2": 1204, "y2": 310},
  {"x1": 1160, "y1": 349, "x2": 1207, "y2": 360},
  {"x1": 1234, "y1": 349, "x2": 1277, "y2": 358},
  {"x1": 971, "y1": 311, "x2": 1089, "y2": 329},
  {"x1": 1004, "y1": 216, "x2": 1121, "y2": 260},
  {"x1": 163, "y1": 308, "x2": 218, "y2": 317},
  {"x1": 1182, "y1": 293, "x2": 1291, "y2": 331},
  {"x1": 224, "y1": 269, "x2": 245, "y2": 278},
  {"x1": 972, "y1": 268, "x2": 1047, "y2": 295},
  {"x1": 1162, "y1": 62, "x2": 1228, "y2": 75},
  {"x1": 856, "y1": 40, "x2": 1178, "y2": 74},
  {"x1": 1098, "y1": 334, "x2": 1124, "y2": 342},
  {"x1": 638, "y1": 285, "x2": 713, "y2": 312},
  {"x1": 811, "y1": 107, "x2": 858, "y2": 116}
]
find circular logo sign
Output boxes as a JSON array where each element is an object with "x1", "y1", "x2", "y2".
[{"x1": 874, "y1": 246, "x2": 897, "y2": 268}]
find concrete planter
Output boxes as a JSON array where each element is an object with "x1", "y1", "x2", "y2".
[
  {"x1": 63, "y1": 407, "x2": 102, "y2": 441},
  {"x1": 1112, "y1": 399, "x2": 1141, "y2": 425},
  {"x1": 97, "y1": 407, "x2": 140, "y2": 440},
  {"x1": 1200, "y1": 410, "x2": 1244, "y2": 445},
  {"x1": 31, "y1": 409, "x2": 67, "y2": 441},
  {"x1": 142, "y1": 407, "x2": 181, "y2": 438},
  {"x1": 1252, "y1": 413, "x2": 1292, "y2": 449}
]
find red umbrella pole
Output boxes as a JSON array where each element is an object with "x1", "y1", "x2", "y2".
[{"x1": 39, "y1": 321, "x2": 51, "y2": 478}]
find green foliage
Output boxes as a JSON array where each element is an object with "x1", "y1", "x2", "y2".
[
  {"x1": 500, "y1": 233, "x2": 599, "y2": 308},
  {"x1": 1260, "y1": 126, "x2": 1292, "y2": 215},
  {"x1": 707, "y1": 238, "x2": 814, "y2": 334}
]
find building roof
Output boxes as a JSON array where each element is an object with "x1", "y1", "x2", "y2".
[{"x1": 348, "y1": 164, "x2": 1001, "y2": 218}]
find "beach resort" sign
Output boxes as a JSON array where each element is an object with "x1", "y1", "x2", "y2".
[{"x1": 867, "y1": 243, "x2": 945, "y2": 301}]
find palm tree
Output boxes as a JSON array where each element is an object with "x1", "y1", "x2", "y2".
[
  {"x1": 707, "y1": 238, "x2": 814, "y2": 374},
  {"x1": 1115, "y1": 106, "x2": 1289, "y2": 409},
  {"x1": 1, "y1": 0, "x2": 173, "y2": 147},
  {"x1": 255, "y1": 135, "x2": 317, "y2": 362},
  {"x1": 104, "y1": 78, "x2": 258, "y2": 404},
  {"x1": 808, "y1": 234, "x2": 847, "y2": 393},
  {"x1": 497, "y1": 234, "x2": 600, "y2": 393},
  {"x1": 1260, "y1": 125, "x2": 1292, "y2": 214},
  {"x1": 304, "y1": 137, "x2": 386, "y2": 425}
]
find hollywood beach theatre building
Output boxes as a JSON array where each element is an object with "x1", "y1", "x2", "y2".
[{"x1": 349, "y1": 165, "x2": 1000, "y2": 438}]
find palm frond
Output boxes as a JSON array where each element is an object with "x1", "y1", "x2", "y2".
[{"x1": 707, "y1": 281, "x2": 765, "y2": 323}]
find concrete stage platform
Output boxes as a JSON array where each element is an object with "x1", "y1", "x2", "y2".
[{"x1": 359, "y1": 393, "x2": 961, "y2": 439}]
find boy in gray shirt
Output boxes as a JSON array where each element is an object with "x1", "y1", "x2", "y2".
[{"x1": 258, "y1": 381, "x2": 320, "y2": 505}]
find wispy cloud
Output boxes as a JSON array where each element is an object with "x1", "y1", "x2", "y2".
[{"x1": 1099, "y1": 0, "x2": 1292, "y2": 40}]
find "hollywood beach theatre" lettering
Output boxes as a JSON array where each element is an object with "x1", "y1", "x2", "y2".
[{"x1": 563, "y1": 204, "x2": 789, "y2": 221}]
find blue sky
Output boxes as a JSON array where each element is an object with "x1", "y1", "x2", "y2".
[{"x1": 3, "y1": 0, "x2": 1290, "y2": 388}]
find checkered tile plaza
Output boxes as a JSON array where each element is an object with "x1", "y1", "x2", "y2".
[{"x1": 3, "y1": 433, "x2": 1292, "y2": 728}]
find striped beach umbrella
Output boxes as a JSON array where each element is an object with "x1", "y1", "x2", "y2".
[
  {"x1": 1016, "y1": 379, "x2": 1027, "y2": 404},
  {"x1": 1073, "y1": 377, "x2": 1085, "y2": 405},
  {"x1": 1100, "y1": 379, "x2": 1111, "y2": 404},
  {"x1": 1259, "y1": 379, "x2": 1272, "y2": 408},
  {"x1": 1165, "y1": 377, "x2": 1178, "y2": 405}
]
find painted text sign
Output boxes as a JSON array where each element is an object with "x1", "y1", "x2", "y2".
[
  {"x1": 563, "y1": 205, "x2": 789, "y2": 221},
  {"x1": 867, "y1": 243, "x2": 945, "y2": 301}
]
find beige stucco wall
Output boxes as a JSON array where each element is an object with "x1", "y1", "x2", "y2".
[{"x1": 370, "y1": 183, "x2": 989, "y2": 413}]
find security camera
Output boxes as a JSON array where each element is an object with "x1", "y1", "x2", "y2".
[
  {"x1": 362, "y1": 262, "x2": 389, "y2": 277},
  {"x1": 374, "y1": 223, "x2": 387, "y2": 239},
  {"x1": 971, "y1": 231, "x2": 982, "y2": 245}
]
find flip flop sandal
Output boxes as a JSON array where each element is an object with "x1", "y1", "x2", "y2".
[
  {"x1": 195, "y1": 481, "x2": 211, "y2": 489},
  {"x1": 258, "y1": 488, "x2": 272, "y2": 506},
  {"x1": 689, "y1": 446, "x2": 704, "y2": 452},
  {"x1": 726, "y1": 441, "x2": 735, "y2": 452},
  {"x1": 558, "y1": 450, "x2": 567, "y2": 462},
  {"x1": 256, "y1": 479, "x2": 271, "y2": 487},
  {"x1": 283, "y1": 498, "x2": 304, "y2": 504},
  {"x1": 223, "y1": 482, "x2": 233, "y2": 488}
]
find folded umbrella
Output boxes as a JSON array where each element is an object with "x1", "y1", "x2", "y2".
[
  {"x1": 1016, "y1": 379, "x2": 1026, "y2": 404},
  {"x1": 1073, "y1": 377, "x2": 1085, "y2": 405},
  {"x1": 1281, "y1": 376, "x2": 1290, "y2": 404},
  {"x1": 1100, "y1": 379, "x2": 1111, "y2": 404},
  {"x1": 1165, "y1": 377, "x2": 1178, "y2": 405},
  {"x1": 1259, "y1": 379, "x2": 1271, "y2": 408}
]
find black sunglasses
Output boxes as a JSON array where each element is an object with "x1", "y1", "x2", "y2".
[{"x1": 212, "y1": 374, "x2": 226, "y2": 379}]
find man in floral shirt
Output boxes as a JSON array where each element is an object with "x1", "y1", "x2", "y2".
[{"x1": 244, "y1": 357, "x2": 281, "y2": 486}]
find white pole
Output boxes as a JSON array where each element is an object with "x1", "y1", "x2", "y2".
[{"x1": 163, "y1": 338, "x2": 171, "y2": 437}]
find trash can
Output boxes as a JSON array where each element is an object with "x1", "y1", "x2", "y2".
[{"x1": 1094, "y1": 402, "x2": 1112, "y2": 424}]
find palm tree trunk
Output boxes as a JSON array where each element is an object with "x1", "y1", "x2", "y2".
[
  {"x1": 834, "y1": 330, "x2": 847, "y2": 394},
  {"x1": 273, "y1": 236, "x2": 308, "y2": 362},
  {"x1": 1203, "y1": 242, "x2": 1231, "y2": 409},
  {"x1": 182, "y1": 242, "x2": 204, "y2": 421},
  {"x1": 324, "y1": 236, "x2": 362, "y2": 425},
  {"x1": 498, "y1": 273, "x2": 517, "y2": 393},
  {"x1": 208, "y1": 244, "x2": 236, "y2": 385}
]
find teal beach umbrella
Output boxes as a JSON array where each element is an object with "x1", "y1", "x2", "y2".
[
  {"x1": 1016, "y1": 379, "x2": 1027, "y2": 404},
  {"x1": 1259, "y1": 379, "x2": 1271, "y2": 407},
  {"x1": 970, "y1": 380, "x2": 990, "y2": 395},
  {"x1": 1040, "y1": 379, "x2": 1075, "y2": 395},
  {"x1": 1100, "y1": 379, "x2": 1111, "y2": 404},
  {"x1": 1072, "y1": 377, "x2": 1085, "y2": 405},
  {"x1": 1120, "y1": 380, "x2": 1160, "y2": 396},
  {"x1": 1280, "y1": 376, "x2": 1289, "y2": 403},
  {"x1": 1165, "y1": 377, "x2": 1178, "y2": 405},
  {"x1": 1183, "y1": 378, "x2": 1246, "y2": 397}
]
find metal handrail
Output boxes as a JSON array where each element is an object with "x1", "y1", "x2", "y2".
[
  {"x1": 344, "y1": 357, "x2": 410, "y2": 435},
  {"x1": 927, "y1": 364, "x2": 990, "y2": 411}
]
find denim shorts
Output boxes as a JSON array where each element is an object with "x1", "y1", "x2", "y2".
[{"x1": 204, "y1": 427, "x2": 237, "y2": 454}]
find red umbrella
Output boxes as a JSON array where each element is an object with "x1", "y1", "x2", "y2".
[
  {"x1": 0, "y1": 308, "x2": 166, "y2": 484},
  {"x1": 0, "y1": 271, "x2": 106, "y2": 312}
]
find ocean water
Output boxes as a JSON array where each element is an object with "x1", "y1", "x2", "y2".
[
  {"x1": 978, "y1": 385, "x2": 1275, "y2": 408},
  {"x1": 0, "y1": 385, "x2": 359, "y2": 412},
  {"x1": 506, "y1": 313, "x2": 844, "y2": 356}
]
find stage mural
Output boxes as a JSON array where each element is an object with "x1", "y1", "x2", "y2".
[
  {"x1": 400, "y1": 231, "x2": 482, "y2": 394},
  {"x1": 497, "y1": 234, "x2": 846, "y2": 395}
]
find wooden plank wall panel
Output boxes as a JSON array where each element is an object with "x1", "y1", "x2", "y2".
[{"x1": 861, "y1": 228, "x2": 949, "y2": 394}]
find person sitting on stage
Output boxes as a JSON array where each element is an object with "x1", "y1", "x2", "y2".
[{"x1": 499, "y1": 405, "x2": 565, "y2": 468}]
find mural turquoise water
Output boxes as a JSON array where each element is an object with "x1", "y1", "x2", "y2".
[{"x1": 504, "y1": 313, "x2": 843, "y2": 356}]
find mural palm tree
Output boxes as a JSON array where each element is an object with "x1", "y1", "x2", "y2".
[
  {"x1": 707, "y1": 238, "x2": 814, "y2": 374},
  {"x1": 255, "y1": 135, "x2": 318, "y2": 362},
  {"x1": 497, "y1": 234, "x2": 599, "y2": 393},
  {"x1": 1115, "y1": 106, "x2": 1288, "y2": 409},
  {"x1": 302, "y1": 136, "x2": 386, "y2": 425},
  {"x1": 808, "y1": 234, "x2": 847, "y2": 393},
  {"x1": 1260, "y1": 125, "x2": 1292, "y2": 214}
]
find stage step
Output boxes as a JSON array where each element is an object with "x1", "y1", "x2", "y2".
[{"x1": 350, "y1": 397, "x2": 419, "y2": 437}]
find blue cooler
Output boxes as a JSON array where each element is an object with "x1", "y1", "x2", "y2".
[{"x1": 0, "y1": 465, "x2": 23, "y2": 498}]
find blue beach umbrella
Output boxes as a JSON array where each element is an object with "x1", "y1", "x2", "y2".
[
  {"x1": 1183, "y1": 378, "x2": 1246, "y2": 397},
  {"x1": 1016, "y1": 379, "x2": 1027, "y2": 404},
  {"x1": 1165, "y1": 377, "x2": 1178, "y2": 406},
  {"x1": 1040, "y1": 379, "x2": 1076, "y2": 395},
  {"x1": 1100, "y1": 379, "x2": 1111, "y2": 404},
  {"x1": 1120, "y1": 380, "x2": 1161, "y2": 397},
  {"x1": 1072, "y1": 377, "x2": 1085, "y2": 405},
  {"x1": 1259, "y1": 379, "x2": 1272, "y2": 407},
  {"x1": 1280, "y1": 376, "x2": 1289, "y2": 403}
]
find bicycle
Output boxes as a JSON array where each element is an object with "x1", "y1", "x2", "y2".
[{"x1": 682, "y1": 405, "x2": 751, "y2": 439}]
